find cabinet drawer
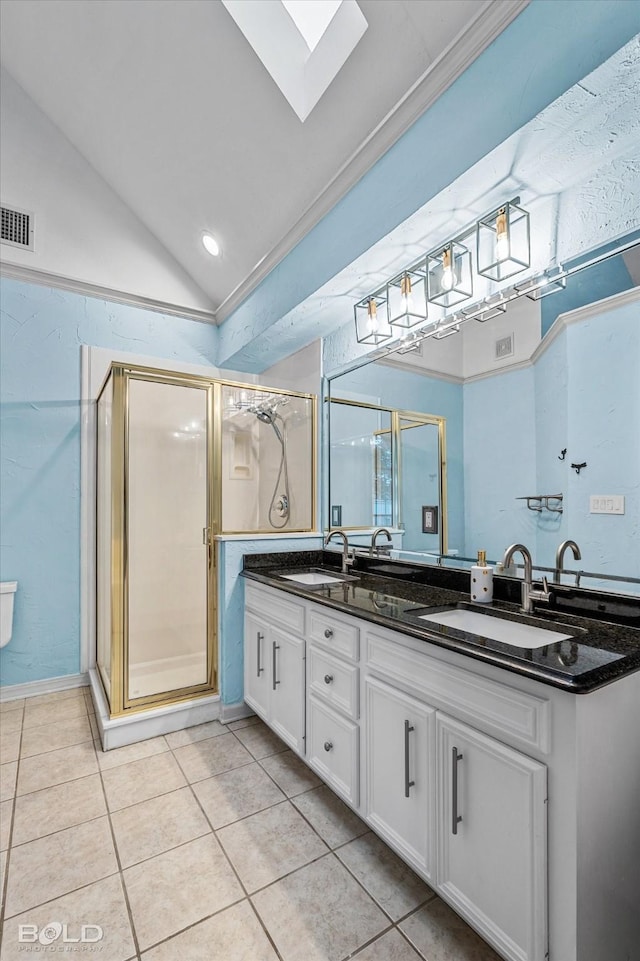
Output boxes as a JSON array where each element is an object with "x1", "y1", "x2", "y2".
[
  {"x1": 308, "y1": 646, "x2": 359, "y2": 720},
  {"x1": 307, "y1": 695, "x2": 359, "y2": 806},
  {"x1": 366, "y1": 630, "x2": 550, "y2": 754},
  {"x1": 309, "y1": 608, "x2": 359, "y2": 662},
  {"x1": 245, "y1": 583, "x2": 305, "y2": 635}
]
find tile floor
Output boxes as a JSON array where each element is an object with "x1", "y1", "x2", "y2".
[{"x1": 0, "y1": 687, "x2": 502, "y2": 961}]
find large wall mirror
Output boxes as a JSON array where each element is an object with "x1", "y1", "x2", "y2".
[{"x1": 326, "y1": 244, "x2": 640, "y2": 595}]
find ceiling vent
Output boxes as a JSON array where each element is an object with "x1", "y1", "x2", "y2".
[
  {"x1": 1, "y1": 203, "x2": 35, "y2": 251},
  {"x1": 495, "y1": 333, "x2": 514, "y2": 360}
]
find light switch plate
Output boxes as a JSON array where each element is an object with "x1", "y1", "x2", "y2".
[{"x1": 589, "y1": 495, "x2": 625, "y2": 514}]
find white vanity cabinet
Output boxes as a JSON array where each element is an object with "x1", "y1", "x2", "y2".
[{"x1": 244, "y1": 584, "x2": 306, "y2": 754}]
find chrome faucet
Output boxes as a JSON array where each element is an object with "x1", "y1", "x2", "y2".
[
  {"x1": 555, "y1": 539, "x2": 581, "y2": 584},
  {"x1": 502, "y1": 543, "x2": 551, "y2": 614},
  {"x1": 324, "y1": 530, "x2": 352, "y2": 573},
  {"x1": 370, "y1": 527, "x2": 392, "y2": 556}
]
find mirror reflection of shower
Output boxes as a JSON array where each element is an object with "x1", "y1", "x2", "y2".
[{"x1": 222, "y1": 387, "x2": 313, "y2": 532}]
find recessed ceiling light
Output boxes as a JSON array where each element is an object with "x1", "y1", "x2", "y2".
[{"x1": 202, "y1": 233, "x2": 220, "y2": 257}]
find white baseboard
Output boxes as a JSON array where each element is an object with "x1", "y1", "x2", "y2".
[
  {"x1": 219, "y1": 700, "x2": 254, "y2": 724},
  {"x1": 0, "y1": 673, "x2": 89, "y2": 703},
  {"x1": 88, "y1": 669, "x2": 221, "y2": 751}
]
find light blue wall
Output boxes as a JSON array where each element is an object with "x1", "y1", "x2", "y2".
[
  {"x1": 218, "y1": 1, "x2": 640, "y2": 371},
  {"x1": 0, "y1": 278, "x2": 218, "y2": 687},
  {"x1": 331, "y1": 364, "x2": 465, "y2": 555},
  {"x1": 217, "y1": 536, "x2": 322, "y2": 705},
  {"x1": 541, "y1": 254, "x2": 634, "y2": 336}
]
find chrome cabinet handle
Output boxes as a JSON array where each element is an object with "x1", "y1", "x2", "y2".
[
  {"x1": 256, "y1": 632, "x2": 264, "y2": 677},
  {"x1": 324, "y1": 741, "x2": 333, "y2": 752},
  {"x1": 324, "y1": 628, "x2": 333, "y2": 639},
  {"x1": 324, "y1": 674, "x2": 334, "y2": 684},
  {"x1": 404, "y1": 720, "x2": 415, "y2": 798},
  {"x1": 272, "y1": 641, "x2": 280, "y2": 690},
  {"x1": 452, "y1": 746, "x2": 463, "y2": 835}
]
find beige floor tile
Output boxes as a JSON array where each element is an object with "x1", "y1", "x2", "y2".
[
  {"x1": 252, "y1": 853, "x2": 389, "y2": 961},
  {"x1": 111, "y1": 786, "x2": 211, "y2": 867},
  {"x1": 95, "y1": 735, "x2": 169, "y2": 771},
  {"x1": 192, "y1": 761, "x2": 285, "y2": 829},
  {"x1": 141, "y1": 898, "x2": 278, "y2": 961},
  {"x1": 0, "y1": 874, "x2": 135, "y2": 961},
  {"x1": 25, "y1": 688, "x2": 87, "y2": 707},
  {"x1": 4, "y1": 816, "x2": 117, "y2": 918},
  {"x1": 234, "y1": 722, "x2": 289, "y2": 760},
  {"x1": 292, "y1": 784, "x2": 368, "y2": 849},
  {"x1": 0, "y1": 711, "x2": 23, "y2": 734},
  {"x1": 0, "y1": 699, "x2": 24, "y2": 714},
  {"x1": 102, "y1": 751, "x2": 186, "y2": 812},
  {"x1": 0, "y1": 731, "x2": 20, "y2": 764},
  {"x1": 0, "y1": 760, "x2": 18, "y2": 801},
  {"x1": 337, "y1": 832, "x2": 434, "y2": 922},
  {"x1": 20, "y1": 714, "x2": 92, "y2": 758},
  {"x1": 89, "y1": 714, "x2": 100, "y2": 739},
  {"x1": 1, "y1": 798, "x2": 13, "y2": 850},
  {"x1": 164, "y1": 719, "x2": 227, "y2": 748},
  {"x1": 17, "y1": 740, "x2": 98, "y2": 796},
  {"x1": 23, "y1": 696, "x2": 87, "y2": 729},
  {"x1": 259, "y1": 749, "x2": 322, "y2": 797},
  {"x1": 400, "y1": 898, "x2": 503, "y2": 961},
  {"x1": 123, "y1": 833, "x2": 243, "y2": 951},
  {"x1": 352, "y1": 929, "x2": 425, "y2": 961},
  {"x1": 12, "y1": 773, "x2": 106, "y2": 845},
  {"x1": 217, "y1": 799, "x2": 328, "y2": 893},
  {"x1": 227, "y1": 714, "x2": 260, "y2": 731},
  {"x1": 0, "y1": 848, "x2": 6, "y2": 891},
  {"x1": 172, "y1": 732, "x2": 253, "y2": 783}
]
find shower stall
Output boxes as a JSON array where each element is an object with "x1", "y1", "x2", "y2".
[{"x1": 96, "y1": 365, "x2": 315, "y2": 720}]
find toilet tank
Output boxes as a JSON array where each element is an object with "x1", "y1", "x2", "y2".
[{"x1": 0, "y1": 581, "x2": 17, "y2": 648}]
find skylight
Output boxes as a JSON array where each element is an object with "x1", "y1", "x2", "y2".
[
  {"x1": 281, "y1": 0, "x2": 342, "y2": 53},
  {"x1": 221, "y1": 0, "x2": 368, "y2": 122}
]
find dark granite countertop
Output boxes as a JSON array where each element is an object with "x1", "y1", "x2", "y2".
[{"x1": 241, "y1": 550, "x2": 640, "y2": 693}]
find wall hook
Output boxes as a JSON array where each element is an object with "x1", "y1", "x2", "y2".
[
  {"x1": 571, "y1": 462, "x2": 587, "y2": 475},
  {"x1": 558, "y1": 448, "x2": 567, "y2": 461}
]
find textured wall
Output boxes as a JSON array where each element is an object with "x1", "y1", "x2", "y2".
[{"x1": 0, "y1": 278, "x2": 218, "y2": 687}]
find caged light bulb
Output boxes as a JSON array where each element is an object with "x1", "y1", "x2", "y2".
[
  {"x1": 441, "y1": 247, "x2": 455, "y2": 291},
  {"x1": 366, "y1": 298, "x2": 379, "y2": 333},
  {"x1": 495, "y1": 208, "x2": 510, "y2": 262},
  {"x1": 400, "y1": 273, "x2": 414, "y2": 313}
]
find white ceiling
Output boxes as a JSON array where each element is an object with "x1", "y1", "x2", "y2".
[{"x1": 0, "y1": 0, "x2": 523, "y2": 317}]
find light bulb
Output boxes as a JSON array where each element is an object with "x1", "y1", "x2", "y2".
[
  {"x1": 441, "y1": 247, "x2": 455, "y2": 291},
  {"x1": 495, "y1": 208, "x2": 510, "y2": 262},
  {"x1": 202, "y1": 233, "x2": 220, "y2": 257},
  {"x1": 366, "y1": 298, "x2": 379, "y2": 333},
  {"x1": 400, "y1": 273, "x2": 413, "y2": 313}
]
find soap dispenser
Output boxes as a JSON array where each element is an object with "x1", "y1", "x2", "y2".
[{"x1": 471, "y1": 550, "x2": 493, "y2": 604}]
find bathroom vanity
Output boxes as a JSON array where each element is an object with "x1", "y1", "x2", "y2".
[{"x1": 241, "y1": 551, "x2": 640, "y2": 961}]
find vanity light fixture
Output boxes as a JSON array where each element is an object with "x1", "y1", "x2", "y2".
[
  {"x1": 476, "y1": 200, "x2": 530, "y2": 281},
  {"x1": 387, "y1": 265, "x2": 428, "y2": 328},
  {"x1": 516, "y1": 266, "x2": 567, "y2": 300},
  {"x1": 427, "y1": 241, "x2": 473, "y2": 308},
  {"x1": 202, "y1": 233, "x2": 220, "y2": 257},
  {"x1": 354, "y1": 292, "x2": 392, "y2": 345}
]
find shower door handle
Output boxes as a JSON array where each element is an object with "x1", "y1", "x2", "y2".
[
  {"x1": 256, "y1": 632, "x2": 264, "y2": 677},
  {"x1": 272, "y1": 642, "x2": 280, "y2": 690}
]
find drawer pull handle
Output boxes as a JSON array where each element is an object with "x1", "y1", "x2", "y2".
[
  {"x1": 404, "y1": 720, "x2": 415, "y2": 798},
  {"x1": 324, "y1": 741, "x2": 333, "y2": 752},
  {"x1": 324, "y1": 674, "x2": 334, "y2": 684},
  {"x1": 272, "y1": 642, "x2": 280, "y2": 690},
  {"x1": 256, "y1": 632, "x2": 264, "y2": 677},
  {"x1": 324, "y1": 628, "x2": 333, "y2": 639},
  {"x1": 452, "y1": 746, "x2": 463, "y2": 835}
]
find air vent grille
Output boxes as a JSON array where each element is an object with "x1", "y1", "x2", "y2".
[
  {"x1": 1, "y1": 204, "x2": 34, "y2": 250},
  {"x1": 495, "y1": 334, "x2": 514, "y2": 360}
]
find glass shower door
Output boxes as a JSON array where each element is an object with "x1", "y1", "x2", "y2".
[{"x1": 125, "y1": 375, "x2": 213, "y2": 704}]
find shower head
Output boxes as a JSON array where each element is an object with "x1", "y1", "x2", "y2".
[{"x1": 255, "y1": 409, "x2": 275, "y2": 424}]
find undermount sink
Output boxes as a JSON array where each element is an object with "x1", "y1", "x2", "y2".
[
  {"x1": 416, "y1": 607, "x2": 574, "y2": 649},
  {"x1": 278, "y1": 568, "x2": 358, "y2": 587}
]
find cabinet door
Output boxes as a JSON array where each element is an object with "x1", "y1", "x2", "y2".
[
  {"x1": 364, "y1": 677, "x2": 436, "y2": 881},
  {"x1": 270, "y1": 626, "x2": 305, "y2": 755},
  {"x1": 244, "y1": 611, "x2": 270, "y2": 720},
  {"x1": 437, "y1": 714, "x2": 547, "y2": 961}
]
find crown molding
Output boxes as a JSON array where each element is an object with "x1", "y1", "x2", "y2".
[
  {"x1": 216, "y1": 0, "x2": 529, "y2": 323},
  {"x1": 0, "y1": 260, "x2": 217, "y2": 325},
  {"x1": 531, "y1": 285, "x2": 640, "y2": 363},
  {"x1": 379, "y1": 354, "x2": 464, "y2": 384}
]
